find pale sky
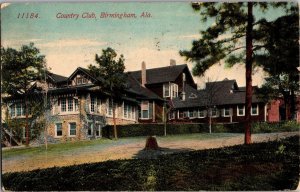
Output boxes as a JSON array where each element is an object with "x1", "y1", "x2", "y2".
[{"x1": 1, "y1": 2, "x2": 290, "y2": 88}]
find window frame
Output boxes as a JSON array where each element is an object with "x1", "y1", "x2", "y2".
[
  {"x1": 107, "y1": 99, "x2": 113, "y2": 117},
  {"x1": 198, "y1": 110, "x2": 206, "y2": 118},
  {"x1": 68, "y1": 122, "x2": 77, "y2": 137},
  {"x1": 171, "y1": 83, "x2": 178, "y2": 98},
  {"x1": 251, "y1": 104, "x2": 259, "y2": 116},
  {"x1": 140, "y1": 101, "x2": 149, "y2": 119},
  {"x1": 55, "y1": 123, "x2": 63, "y2": 137},
  {"x1": 90, "y1": 97, "x2": 96, "y2": 113},
  {"x1": 223, "y1": 107, "x2": 231, "y2": 117},
  {"x1": 237, "y1": 105, "x2": 245, "y2": 116},
  {"x1": 211, "y1": 108, "x2": 218, "y2": 117},
  {"x1": 163, "y1": 83, "x2": 170, "y2": 98}
]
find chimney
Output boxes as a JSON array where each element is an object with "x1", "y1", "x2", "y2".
[
  {"x1": 141, "y1": 61, "x2": 146, "y2": 87},
  {"x1": 170, "y1": 59, "x2": 176, "y2": 66}
]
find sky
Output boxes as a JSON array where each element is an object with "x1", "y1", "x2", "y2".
[{"x1": 1, "y1": 2, "x2": 291, "y2": 88}]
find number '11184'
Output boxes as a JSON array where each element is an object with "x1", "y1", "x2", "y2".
[{"x1": 17, "y1": 13, "x2": 39, "y2": 19}]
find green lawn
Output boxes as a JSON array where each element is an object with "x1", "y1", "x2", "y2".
[{"x1": 2, "y1": 133, "x2": 240, "y2": 158}]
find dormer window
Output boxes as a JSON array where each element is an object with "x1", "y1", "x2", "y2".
[
  {"x1": 76, "y1": 76, "x2": 87, "y2": 85},
  {"x1": 163, "y1": 83, "x2": 178, "y2": 98},
  {"x1": 189, "y1": 93, "x2": 197, "y2": 99}
]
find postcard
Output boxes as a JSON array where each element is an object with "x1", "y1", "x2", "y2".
[{"x1": 1, "y1": 1, "x2": 299, "y2": 191}]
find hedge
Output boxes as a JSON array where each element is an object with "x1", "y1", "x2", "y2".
[
  {"x1": 102, "y1": 123, "x2": 209, "y2": 138},
  {"x1": 2, "y1": 136, "x2": 299, "y2": 191},
  {"x1": 102, "y1": 121, "x2": 300, "y2": 138}
]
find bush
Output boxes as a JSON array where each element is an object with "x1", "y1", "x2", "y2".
[
  {"x1": 252, "y1": 121, "x2": 300, "y2": 133},
  {"x1": 102, "y1": 123, "x2": 209, "y2": 138},
  {"x1": 2, "y1": 136, "x2": 299, "y2": 191},
  {"x1": 102, "y1": 121, "x2": 299, "y2": 138}
]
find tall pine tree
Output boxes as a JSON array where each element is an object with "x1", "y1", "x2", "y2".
[
  {"x1": 1, "y1": 43, "x2": 45, "y2": 146},
  {"x1": 180, "y1": 2, "x2": 295, "y2": 144},
  {"x1": 88, "y1": 47, "x2": 126, "y2": 140}
]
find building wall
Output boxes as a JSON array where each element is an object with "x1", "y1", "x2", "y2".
[
  {"x1": 267, "y1": 100, "x2": 281, "y2": 122},
  {"x1": 171, "y1": 103, "x2": 266, "y2": 124},
  {"x1": 47, "y1": 93, "x2": 138, "y2": 141},
  {"x1": 47, "y1": 114, "x2": 84, "y2": 141}
]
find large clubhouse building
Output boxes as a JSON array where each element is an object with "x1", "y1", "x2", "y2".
[{"x1": 3, "y1": 60, "x2": 298, "y2": 141}]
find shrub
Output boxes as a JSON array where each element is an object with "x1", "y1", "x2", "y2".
[
  {"x1": 2, "y1": 136, "x2": 299, "y2": 191},
  {"x1": 102, "y1": 123, "x2": 209, "y2": 138}
]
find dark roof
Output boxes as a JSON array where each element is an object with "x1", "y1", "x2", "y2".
[
  {"x1": 172, "y1": 79, "x2": 263, "y2": 109},
  {"x1": 129, "y1": 64, "x2": 189, "y2": 85},
  {"x1": 125, "y1": 73, "x2": 163, "y2": 100},
  {"x1": 68, "y1": 67, "x2": 104, "y2": 83},
  {"x1": 48, "y1": 84, "x2": 96, "y2": 93},
  {"x1": 47, "y1": 72, "x2": 68, "y2": 83}
]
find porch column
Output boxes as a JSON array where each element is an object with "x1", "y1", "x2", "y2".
[{"x1": 152, "y1": 101, "x2": 155, "y2": 122}]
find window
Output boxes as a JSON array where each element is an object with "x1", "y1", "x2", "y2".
[
  {"x1": 163, "y1": 83, "x2": 170, "y2": 97},
  {"x1": 75, "y1": 99, "x2": 79, "y2": 111},
  {"x1": 237, "y1": 105, "x2": 245, "y2": 116},
  {"x1": 198, "y1": 110, "x2": 206, "y2": 118},
  {"x1": 69, "y1": 122, "x2": 76, "y2": 136},
  {"x1": 107, "y1": 99, "x2": 113, "y2": 116},
  {"x1": 223, "y1": 107, "x2": 231, "y2": 117},
  {"x1": 211, "y1": 108, "x2": 218, "y2": 117},
  {"x1": 169, "y1": 111, "x2": 176, "y2": 119},
  {"x1": 68, "y1": 97, "x2": 73, "y2": 111},
  {"x1": 9, "y1": 103, "x2": 25, "y2": 117},
  {"x1": 60, "y1": 97, "x2": 78, "y2": 113},
  {"x1": 61, "y1": 98, "x2": 66, "y2": 112},
  {"x1": 91, "y1": 97, "x2": 96, "y2": 112},
  {"x1": 124, "y1": 102, "x2": 136, "y2": 120},
  {"x1": 251, "y1": 104, "x2": 259, "y2": 115},
  {"x1": 123, "y1": 103, "x2": 128, "y2": 118},
  {"x1": 163, "y1": 83, "x2": 179, "y2": 98},
  {"x1": 141, "y1": 101, "x2": 149, "y2": 119},
  {"x1": 76, "y1": 77, "x2": 87, "y2": 85},
  {"x1": 16, "y1": 103, "x2": 22, "y2": 116},
  {"x1": 10, "y1": 104, "x2": 15, "y2": 117},
  {"x1": 178, "y1": 111, "x2": 188, "y2": 119},
  {"x1": 189, "y1": 93, "x2": 197, "y2": 99},
  {"x1": 172, "y1": 84, "x2": 178, "y2": 98},
  {"x1": 188, "y1": 110, "x2": 197, "y2": 119},
  {"x1": 55, "y1": 123, "x2": 62, "y2": 137}
]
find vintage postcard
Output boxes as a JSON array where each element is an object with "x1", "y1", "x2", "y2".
[{"x1": 1, "y1": 1, "x2": 299, "y2": 191}]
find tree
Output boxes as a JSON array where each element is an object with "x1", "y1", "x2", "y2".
[
  {"x1": 255, "y1": 11, "x2": 299, "y2": 120},
  {"x1": 88, "y1": 47, "x2": 126, "y2": 140},
  {"x1": 180, "y1": 2, "x2": 294, "y2": 144},
  {"x1": 1, "y1": 43, "x2": 45, "y2": 146}
]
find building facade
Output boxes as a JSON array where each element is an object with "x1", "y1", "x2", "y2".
[{"x1": 3, "y1": 60, "x2": 295, "y2": 142}]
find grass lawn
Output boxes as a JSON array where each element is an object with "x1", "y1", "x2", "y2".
[
  {"x1": 2, "y1": 133, "x2": 240, "y2": 158},
  {"x1": 2, "y1": 135, "x2": 299, "y2": 191}
]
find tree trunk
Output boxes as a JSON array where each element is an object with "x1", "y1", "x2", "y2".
[
  {"x1": 25, "y1": 95, "x2": 30, "y2": 146},
  {"x1": 244, "y1": 2, "x2": 253, "y2": 145},
  {"x1": 284, "y1": 94, "x2": 290, "y2": 120},
  {"x1": 209, "y1": 110, "x2": 212, "y2": 134},
  {"x1": 112, "y1": 98, "x2": 118, "y2": 140},
  {"x1": 290, "y1": 89, "x2": 295, "y2": 119}
]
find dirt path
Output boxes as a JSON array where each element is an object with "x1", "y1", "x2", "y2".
[{"x1": 2, "y1": 132, "x2": 299, "y2": 173}]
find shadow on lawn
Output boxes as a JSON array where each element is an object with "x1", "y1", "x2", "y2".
[{"x1": 133, "y1": 147, "x2": 194, "y2": 159}]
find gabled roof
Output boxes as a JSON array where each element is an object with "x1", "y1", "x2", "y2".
[
  {"x1": 47, "y1": 72, "x2": 68, "y2": 83},
  {"x1": 125, "y1": 73, "x2": 163, "y2": 100},
  {"x1": 130, "y1": 64, "x2": 193, "y2": 85},
  {"x1": 68, "y1": 67, "x2": 104, "y2": 83},
  {"x1": 172, "y1": 79, "x2": 263, "y2": 109}
]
